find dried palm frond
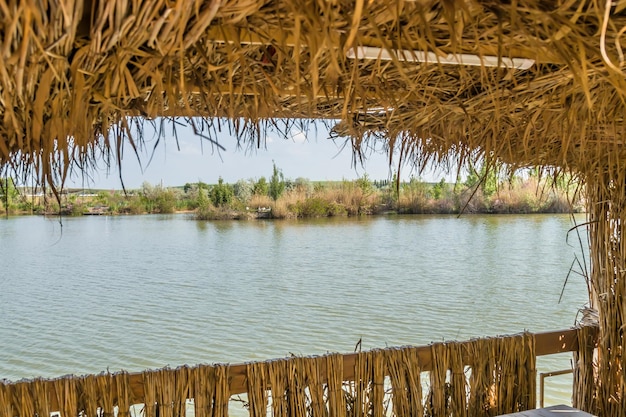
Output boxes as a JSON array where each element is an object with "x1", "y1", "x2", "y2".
[{"x1": 2, "y1": 0, "x2": 626, "y2": 187}]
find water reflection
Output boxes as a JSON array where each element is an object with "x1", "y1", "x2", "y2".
[{"x1": 0, "y1": 213, "x2": 589, "y2": 406}]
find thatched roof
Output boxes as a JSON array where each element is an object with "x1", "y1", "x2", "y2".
[{"x1": 2, "y1": 0, "x2": 626, "y2": 184}]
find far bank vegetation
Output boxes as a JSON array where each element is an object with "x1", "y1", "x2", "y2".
[{"x1": 0, "y1": 164, "x2": 582, "y2": 219}]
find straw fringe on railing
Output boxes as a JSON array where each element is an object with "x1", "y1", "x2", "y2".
[
  {"x1": 573, "y1": 324, "x2": 597, "y2": 412},
  {"x1": 194, "y1": 365, "x2": 216, "y2": 417},
  {"x1": 0, "y1": 329, "x2": 588, "y2": 417}
]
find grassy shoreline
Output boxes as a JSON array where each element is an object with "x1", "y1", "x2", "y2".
[{"x1": 1, "y1": 174, "x2": 583, "y2": 219}]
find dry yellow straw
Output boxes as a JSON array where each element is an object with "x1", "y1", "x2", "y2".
[
  {"x1": 466, "y1": 333, "x2": 536, "y2": 416},
  {"x1": 0, "y1": 381, "x2": 14, "y2": 417},
  {"x1": 81, "y1": 374, "x2": 105, "y2": 417},
  {"x1": 268, "y1": 360, "x2": 288, "y2": 417},
  {"x1": 384, "y1": 348, "x2": 404, "y2": 417},
  {"x1": 303, "y1": 356, "x2": 325, "y2": 417},
  {"x1": 370, "y1": 351, "x2": 385, "y2": 417},
  {"x1": 427, "y1": 342, "x2": 447, "y2": 417},
  {"x1": 586, "y1": 169, "x2": 626, "y2": 416},
  {"x1": 213, "y1": 364, "x2": 230, "y2": 417},
  {"x1": 80, "y1": 374, "x2": 95, "y2": 417},
  {"x1": 114, "y1": 372, "x2": 132, "y2": 417},
  {"x1": 326, "y1": 354, "x2": 345, "y2": 417},
  {"x1": 448, "y1": 342, "x2": 467, "y2": 417},
  {"x1": 51, "y1": 376, "x2": 78, "y2": 417},
  {"x1": 193, "y1": 365, "x2": 216, "y2": 417},
  {"x1": 4, "y1": 0, "x2": 626, "y2": 195},
  {"x1": 31, "y1": 379, "x2": 51, "y2": 417},
  {"x1": 0, "y1": 330, "x2": 553, "y2": 417},
  {"x1": 142, "y1": 369, "x2": 161, "y2": 417},
  {"x1": 285, "y1": 358, "x2": 307, "y2": 417},
  {"x1": 96, "y1": 373, "x2": 115, "y2": 417},
  {"x1": 403, "y1": 347, "x2": 424, "y2": 417},
  {"x1": 352, "y1": 351, "x2": 370, "y2": 417},
  {"x1": 174, "y1": 366, "x2": 193, "y2": 417},
  {"x1": 246, "y1": 361, "x2": 268, "y2": 417},
  {"x1": 13, "y1": 381, "x2": 35, "y2": 417},
  {"x1": 573, "y1": 324, "x2": 597, "y2": 412}
]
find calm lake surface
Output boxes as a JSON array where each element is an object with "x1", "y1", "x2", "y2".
[{"x1": 0, "y1": 213, "x2": 590, "y2": 406}]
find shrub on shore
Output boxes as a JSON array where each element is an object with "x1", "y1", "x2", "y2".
[{"x1": 3, "y1": 168, "x2": 584, "y2": 218}]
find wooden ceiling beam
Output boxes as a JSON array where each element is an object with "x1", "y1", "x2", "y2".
[
  {"x1": 184, "y1": 83, "x2": 343, "y2": 99},
  {"x1": 205, "y1": 25, "x2": 565, "y2": 65}
]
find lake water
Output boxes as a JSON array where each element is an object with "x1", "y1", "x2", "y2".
[{"x1": 0, "y1": 213, "x2": 591, "y2": 406}]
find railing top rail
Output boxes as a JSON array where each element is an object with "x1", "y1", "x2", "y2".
[{"x1": 1, "y1": 325, "x2": 598, "y2": 409}]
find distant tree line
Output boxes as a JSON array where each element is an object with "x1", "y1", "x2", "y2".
[{"x1": 0, "y1": 162, "x2": 583, "y2": 218}]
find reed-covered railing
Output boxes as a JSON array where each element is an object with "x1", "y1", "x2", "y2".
[{"x1": 0, "y1": 325, "x2": 598, "y2": 417}]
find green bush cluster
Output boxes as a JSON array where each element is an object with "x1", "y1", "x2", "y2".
[
  {"x1": 209, "y1": 177, "x2": 233, "y2": 207},
  {"x1": 2, "y1": 164, "x2": 583, "y2": 219},
  {"x1": 290, "y1": 198, "x2": 347, "y2": 218}
]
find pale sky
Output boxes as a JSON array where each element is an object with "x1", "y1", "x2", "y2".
[{"x1": 65, "y1": 119, "x2": 454, "y2": 189}]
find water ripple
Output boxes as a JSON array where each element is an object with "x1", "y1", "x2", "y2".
[{"x1": 0, "y1": 214, "x2": 589, "y2": 406}]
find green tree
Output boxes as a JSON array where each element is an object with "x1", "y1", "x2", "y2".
[
  {"x1": 209, "y1": 177, "x2": 233, "y2": 207},
  {"x1": 139, "y1": 182, "x2": 177, "y2": 214},
  {"x1": 356, "y1": 173, "x2": 374, "y2": 196},
  {"x1": 154, "y1": 188, "x2": 177, "y2": 213},
  {"x1": 389, "y1": 172, "x2": 399, "y2": 202},
  {"x1": 483, "y1": 167, "x2": 498, "y2": 197},
  {"x1": 269, "y1": 161, "x2": 286, "y2": 201},
  {"x1": 197, "y1": 181, "x2": 209, "y2": 191},
  {"x1": 253, "y1": 177, "x2": 269, "y2": 196},
  {"x1": 197, "y1": 186, "x2": 209, "y2": 209},
  {"x1": 0, "y1": 178, "x2": 18, "y2": 213},
  {"x1": 464, "y1": 166, "x2": 481, "y2": 189},
  {"x1": 139, "y1": 181, "x2": 156, "y2": 213},
  {"x1": 400, "y1": 176, "x2": 430, "y2": 212},
  {"x1": 465, "y1": 164, "x2": 498, "y2": 197},
  {"x1": 432, "y1": 178, "x2": 447, "y2": 200}
]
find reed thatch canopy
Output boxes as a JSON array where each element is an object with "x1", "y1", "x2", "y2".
[
  {"x1": 3, "y1": 0, "x2": 626, "y2": 183},
  {"x1": 6, "y1": 2, "x2": 626, "y2": 415}
]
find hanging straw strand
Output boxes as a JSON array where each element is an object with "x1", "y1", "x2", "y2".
[
  {"x1": 326, "y1": 354, "x2": 345, "y2": 417},
  {"x1": 246, "y1": 361, "x2": 268, "y2": 417},
  {"x1": 193, "y1": 365, "x2": 216, "y2": 417},
  {"x1": 213, "y1": 364, "x2": 230, "y2": 417}
]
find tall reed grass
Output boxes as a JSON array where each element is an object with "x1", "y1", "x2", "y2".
[{"x1": 3, "y1": 175, "x2": 582, "y2": 219}]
